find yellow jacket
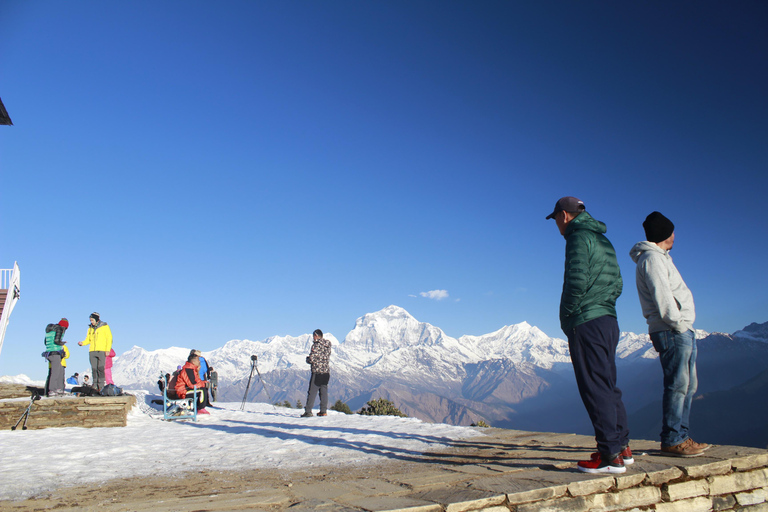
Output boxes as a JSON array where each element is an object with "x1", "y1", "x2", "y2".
[{"x1": 80, "y1": 322, "x2": 113, "y2": 352}]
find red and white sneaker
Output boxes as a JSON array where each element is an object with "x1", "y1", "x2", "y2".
[
  {"x1": 591, "y1": 445, "x2": 634, "y2": 465},
  {"x1": 197, "y1": 408, "x2": 210, "y2": 415},
  {"x1": 579, "y1": 453, "x2": 626, "y2": 474}
]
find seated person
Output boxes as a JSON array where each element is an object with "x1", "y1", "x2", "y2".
[
  {"x1": 157, "y1": 372, "x2": 170, "y2": 392},
  {"x1": 167, "y1": 354, "x2": 211, "y2": 413}
]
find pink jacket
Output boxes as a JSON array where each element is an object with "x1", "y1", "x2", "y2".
[{"x1": 105, "y1": 348, "x2": 116, "y2": 369}]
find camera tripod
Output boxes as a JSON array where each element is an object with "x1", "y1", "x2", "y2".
[
  {"x1": 240, "y1": 354, "x2": 274, "y2": 411},
  {"x1": 12, "y1": 392, "x2": 41, "y2": 430}
]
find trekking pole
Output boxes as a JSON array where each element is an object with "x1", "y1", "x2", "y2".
[
  {"x1": 12, "y1": 392, "x2": 41, "y2": 431},
  {"x1": 240, "y1": 356, "x2": 258, "y2": 411}
]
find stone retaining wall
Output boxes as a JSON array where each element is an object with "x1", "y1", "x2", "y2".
[
  {"x1": 0, "y1": 384, "x2": 135, "y2": 430},
  {"x1": 447, "y1": 453, "x2": 768, "y2": 512}
]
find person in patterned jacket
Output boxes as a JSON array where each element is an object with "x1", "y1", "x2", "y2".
[{"x1": 301, "y1": 329, "x2": 331, "y2": 417}]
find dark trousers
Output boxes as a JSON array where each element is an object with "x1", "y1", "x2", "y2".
[
  {"x1": 568, "y1": 316, "x2": 629, "y2": 457},
  {"x1": 305, "y1": 372, "x2": 330, "y2": 414},
  {"x1": 46, "y1": 353, "x2": 65, "y2": 395},
  {"x1": 89, "y1": 351, "x2": 107, "y2": 391}
]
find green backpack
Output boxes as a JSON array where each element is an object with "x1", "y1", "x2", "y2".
[{"x1": 44, "y1": 328, "x2": 61, "y2": 352}]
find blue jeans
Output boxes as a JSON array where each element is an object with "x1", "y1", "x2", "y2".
[{"x1": 650, "y1": 329, "x2": 698, "y2": 447}]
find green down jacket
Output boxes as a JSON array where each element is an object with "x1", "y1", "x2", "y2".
[{"x1": 559, "y1": 212, "x2": 623, "y2": 334}]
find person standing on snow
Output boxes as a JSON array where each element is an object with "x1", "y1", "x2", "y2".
[
  {"x1": 105, "y1": 347, "x2": 116, "y2": 385},
  {"x1": 78, "y1": 312, "x2": 112, "y2": 391},
  {"x1": 43, "y1": 318, "x2": 69, "y2": 396},
  {"x1": 630, "y1": 211, "x2": 709, "y2": 457},
  {"x1": 302, "y1": 329, "x2": 331, "y2": 418}
]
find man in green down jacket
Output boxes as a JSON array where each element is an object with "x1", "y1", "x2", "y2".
[{"x1": 547, "y1": 196, "x2": 630, "y2": 474}]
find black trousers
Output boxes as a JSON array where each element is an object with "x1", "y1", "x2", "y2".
[
  {"x1": 567, "y1": 315, "x2": 629, "y2": 457},
  {"x1": 305, "y1": 372, "x2": 330, "y2": 414}
]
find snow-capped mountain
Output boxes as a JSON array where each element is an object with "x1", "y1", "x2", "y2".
[
  {"x1": 734, "y1": 322, "x2": 768, "y2": 344},
  {"x1": 109, "y1": 306, "x2": 768, "y2": 432}
]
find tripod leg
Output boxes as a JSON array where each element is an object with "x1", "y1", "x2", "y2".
[
  {"x1": 240, "y1": 363, "x2": 257, "y2": 411},
  {"x1": 254, "y1": 365, "x2": 274, "y2": 403},
  {"x1": 12, "y1": 405, "x2": 31, "y2": 431}
]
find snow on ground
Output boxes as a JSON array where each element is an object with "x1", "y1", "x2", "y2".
[{"x1": 0, "y1": 388, "x2": 482, "y2": 501}]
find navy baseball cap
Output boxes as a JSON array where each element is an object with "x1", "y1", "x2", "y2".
[{"x1": 546, "y1": 196, "x2": 585, "y2": 219}]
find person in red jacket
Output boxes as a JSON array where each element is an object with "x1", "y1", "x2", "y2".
[{"x1": 169, "y1": 354, "x2": 211, "y2": 413}]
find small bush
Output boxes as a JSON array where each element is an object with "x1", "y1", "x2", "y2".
[
  {"x1": 358, "y1": 398, "x2": 407, "y2": 417},
  {"x1": 471, "y1": 420, "x2": 490, "y2": 428},
  {"x1": 295, "y1": 400, "x2": 303, "y2": 409},
  {"x1": 330, "y1": 400, "x2": 352, "y2": 414},
  {"x1": 274, "y1": 400, "x2": 292, "y2": 408}
]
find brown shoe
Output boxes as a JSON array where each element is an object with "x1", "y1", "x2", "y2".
[
  {"x1": 318, "y1": 412, "x2": 327, "y2": 416},
  {"x1": 689, "y1": 439, "x2": 711, "y2": 452},
  {"x1": 661, "y1": 438, "x2": 704, "y2": 457}
]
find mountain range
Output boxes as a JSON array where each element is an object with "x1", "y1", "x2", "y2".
[{"x1": 111, "y1": 305, "x2": 768, "y2": 448}]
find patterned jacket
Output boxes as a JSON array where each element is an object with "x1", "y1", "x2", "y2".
[{"x1": 307, "y1": 338, "x2": 332, "y2": 374}]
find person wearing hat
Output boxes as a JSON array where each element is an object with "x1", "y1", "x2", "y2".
[
  {"x1": 78, "y1": 312, "x2": 113, "y2": 391},
  {"x1": 190, "y1": 349, "x2": 210, "y2": 382},
  {"x1": 547, "y1": 197, "x2": 630, "y2": 474},
  {"x1": 43, "y1": 318, "x2": 69, "y2": 396},
  {"x1": 630, "y1": 212, "x2": 709, "y2": 457}
]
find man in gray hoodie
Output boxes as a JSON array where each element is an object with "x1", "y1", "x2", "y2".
[{"x1": 630, "y1": 212, "x2": 709, "y2": 457}]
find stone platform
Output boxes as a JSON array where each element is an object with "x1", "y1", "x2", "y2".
[
  {"x1": 1, "y1": 426, "x2": 765, "y2": 512},
  {"x1": 274, "y1": 430, "x2": 768, "y2": 512},
  {"x1": 0, "y1": 384, "x2": 135, "y2": 430}
]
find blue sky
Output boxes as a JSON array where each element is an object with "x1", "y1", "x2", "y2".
[{"x1": 1, "y1": 1, "x2": 766, "y2": 379}]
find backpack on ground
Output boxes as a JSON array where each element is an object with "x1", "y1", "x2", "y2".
[{"x1": 100, "y1": 384, "x2": 123, "y2": 396}]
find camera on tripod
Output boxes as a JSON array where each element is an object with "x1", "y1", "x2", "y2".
[{"x1": 240, "y1": 353, "x2": 273, "y2": 410}]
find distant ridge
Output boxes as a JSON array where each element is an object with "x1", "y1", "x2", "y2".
[{"x1": 106, "y1": 306, "x2": 768, "y2": 448}]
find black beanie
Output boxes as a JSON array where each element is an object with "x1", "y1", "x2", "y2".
[{"x1": 643, "y1": 212, "x2": 675, "y2": 243}]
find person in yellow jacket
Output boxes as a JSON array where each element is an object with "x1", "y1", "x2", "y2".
[{"x1": 78, "y1": 312, "x2": 112, "y2": 391}]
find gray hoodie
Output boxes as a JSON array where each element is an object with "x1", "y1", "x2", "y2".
[{"x1": 629, "y1": 241, "x2": 695, "y2": 334}]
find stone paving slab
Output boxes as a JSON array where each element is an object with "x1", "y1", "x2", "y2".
[{"x1": 1, "y1": 426, "x2": 767, "y2": 511}]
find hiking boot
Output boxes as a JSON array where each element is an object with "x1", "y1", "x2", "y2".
[
  {"x1": 689, "y1": 439, "x2": 711, "y2": 452},
  {"x1": 197, "y1": 408, "x2": 210, "y2": 415},
  {"x1": 591, "y1": 445, "x2": 634, "y2": 465},
  {"x1": 318, "y1": 412, "x2": 327, "y2": 417},
  {"x1": 300, "y1": 412, "x2": 313, "y2": 417},
  {"x1": 578, "y1": 453, "x2": 626, "y2": 474},
  {"x1": 661, "y1": 438, "x2": 704, "y2": 457}
]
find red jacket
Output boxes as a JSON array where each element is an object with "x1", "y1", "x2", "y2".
[{"x1": 174, "y1": 361, "x2": 207, "y2": 397}]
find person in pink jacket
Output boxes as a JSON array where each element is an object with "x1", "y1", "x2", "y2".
[{"x1": 105, "y1": 348, "x2": 116, "y2": 385}]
